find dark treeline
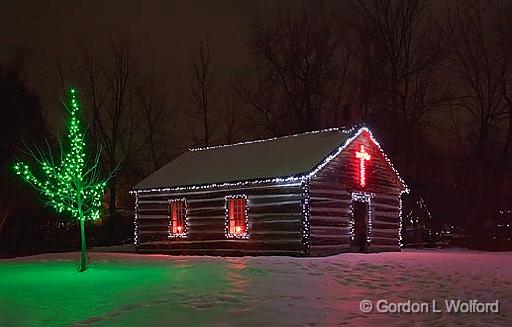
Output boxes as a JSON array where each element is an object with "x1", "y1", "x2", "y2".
[
  {"x1": 236, "y1": 0, "x2": 512, "y2": 247},
  {"x1": 0, "y1": 59, "x2": 51, "y2": 256},
  {"x1": 1, "y1": 0, "x2": 511, "y2": 255}
]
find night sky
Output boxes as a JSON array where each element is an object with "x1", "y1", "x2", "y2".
[{"x1": 1, "y1": 0, "x2": 300, "y2": 134}]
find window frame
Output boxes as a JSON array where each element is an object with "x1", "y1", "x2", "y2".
[
  {"x1": 168, "y1": 198, "x2": 188, "y2": 237},
  {"x1": 225, "y1": 195, "x2": 249, "y2": 239}
]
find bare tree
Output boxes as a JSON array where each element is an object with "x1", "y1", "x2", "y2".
[
  {"x1": 0, "y1": 206, "x2": 8, "y2": 237},
  {"x1": 222, "y1": 95, "x2": 243, "y2": 144},
  {"x1": 440, "y1": 0, "x2": 512, "y2": 235},
  {"x1": 75, "y1": 35, "x2": 143, "y2": 216},
  {"x1": 191, "y1": 39, "x2": 218, "y2": 147},
  {"x1": 138, "y1": 75, "x2": 170, "y2": 170},
  {"x1": 235, "y1": 72, "x2": 280, "y2": 136},
  {"x1": 348, "y1": 0, "x2": 448, "y2": 174},
  {"x1": 237, "y1": 5, "x2": 349, "y2": 136}
]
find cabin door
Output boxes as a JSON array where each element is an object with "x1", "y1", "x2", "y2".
[{"x1": 351, "y1": 199, "x2": 369, "y2": 253}]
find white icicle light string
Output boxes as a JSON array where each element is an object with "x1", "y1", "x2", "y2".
[
  {"x1": 134, "y1": 193, "x2": 139, "y2": 245},
  {"x1": 301, "y1": 178, "x2": 311, "y2": 252},
  {"x1": 350, "y1": 192, "x2": 374, "y2": 243},
  {"x1": 168, "y1": 198, "x2": 188, "y2": 238},
  {"x1": 225, "y1": 194, "x2": 250, "y2": 239},
  {"x1": 399, "y1": 195, "x2": 404, "y2": 248}
]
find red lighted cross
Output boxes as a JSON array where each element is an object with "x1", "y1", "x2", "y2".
[{"x1": 355, "y1": 145, "x2": 371, "y2": 187}]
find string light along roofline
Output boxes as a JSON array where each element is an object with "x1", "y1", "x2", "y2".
[
  {"x1": 304, "y1": 126, "x2": 409, "y2": 193},
  {"x1": 131, "y1": 126, "x2": 408, "y2": 194}
]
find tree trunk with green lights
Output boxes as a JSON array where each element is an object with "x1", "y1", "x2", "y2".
[
  {"x1": 13, "y1": 88, "x2": 112, "y2": 273},
  {"x1": 78, "y1": 209, "x2": 88, "y2": 272}
]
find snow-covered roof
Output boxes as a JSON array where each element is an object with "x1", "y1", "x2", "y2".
[{"x1": 133, "y1": 128, "x2": 358, "y2": 190}]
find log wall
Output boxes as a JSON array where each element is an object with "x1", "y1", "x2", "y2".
[
  {"x1": 134, "y1": 182, "x2": 306, "y2": 256},
  {"x1": 308, "y1": 131, "x2": 403, "y2": 255}
]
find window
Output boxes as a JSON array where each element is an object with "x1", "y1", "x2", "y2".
[
  {"x1": 169, "y1": 199, "x2": 187, "y2": 237},
  {"x1": 226, "y1": 196, "x2": 248, "y2": 238}
]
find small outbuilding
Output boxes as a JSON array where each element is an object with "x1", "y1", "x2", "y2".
[{"x1": 131, "y1": 127, "x2": 408, "y2": 256}]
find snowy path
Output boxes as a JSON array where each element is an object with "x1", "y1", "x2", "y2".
[{"x1": 0, "y1": 249, "x2": 510, "y2": 326}]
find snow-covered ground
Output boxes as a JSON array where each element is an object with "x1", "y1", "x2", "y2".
[{"x1": 0, "y1": 249, "x2": 510, "y2": 326}]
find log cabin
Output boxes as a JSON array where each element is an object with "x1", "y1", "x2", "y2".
[{"x1": 130, "y1": 126, "x2": 408, "y2": 256}]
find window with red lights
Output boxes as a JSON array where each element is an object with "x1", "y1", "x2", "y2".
[
  {"x1": 169, "y1": 199, "x2": 187, "y2": 237},
  {"x1": 227, "y1": 197, "x2": 248, "y2": 238}
]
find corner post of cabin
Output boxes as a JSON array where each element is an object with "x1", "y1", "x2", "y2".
[
  {"x1": 398, "y1": 191, "x2": 405, "y2": 249},
  {"x1": 133, "y1": 191, "x2": 139, "y2": 250},
  {"x1": 301, "y1": 178, "x2": 311, "y2": 255}
]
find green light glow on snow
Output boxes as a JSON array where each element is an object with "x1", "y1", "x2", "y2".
[{"x1": 0, "y1": 257, "x2": 238, "y2": 326}]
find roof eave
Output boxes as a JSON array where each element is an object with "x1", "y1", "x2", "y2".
[
  {"x1": 129, "y1": 174, "x2": 307, "y2": 195},
  {"x1": 304, "y1": 126, "x2": 409, "y2": 193}
]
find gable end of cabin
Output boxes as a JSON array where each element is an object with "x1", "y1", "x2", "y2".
[{"x1": 307, "y1": 129, "x2": 406, "y2": 256}]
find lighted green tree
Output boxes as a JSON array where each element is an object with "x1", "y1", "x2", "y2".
[{"x1": 13, "y1": 88, "x2": 111, "y2": 272}]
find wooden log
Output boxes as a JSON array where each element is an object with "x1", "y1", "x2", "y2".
[
  {"x1": 138, "y1": 225, "x2": 168, "y2": 232},
  {"x1": 250, "y1": 231, "x2": 302, "y2": 241},
  {"x1": 310, "y1": 226, "x2": 350, "y2": 234},
  {"x1": 137, "y1": 239, "x2": 304, "y2": 251},
  {"x1": 249, "y1": 197, "x2": 303, "y2": 205},
  {"x1": 137, "y1": 208, "x2": 169, "y2": 214},
  {"x1": 136, "y1": 183, "x2": 302, "y2": 199},
  {"x1": 186, "y1": 215, "x2": 225, "y2": 221},
  {"x1": 138, "y1": 230, "x2": 167, "y2": 235},
  {"x1": 138, "y1": 200, "x2": 169, "y2": 204},
  {"x1": 309, "y1": 218, "x2": 349, "y2": 227},
  {"x1": 137, "y1": 214, "x2": 169, "y2": 219},
  {"x1": 187, "y1": 209, "x2": 225, "y2": 217},
  {"x1": 136, "y1": 247, "x2": 304, "y2": 256},
  {"x1": 310, "y1": 233, "x2": 348, "y2": 240},
  {"x1": 186, "y1": 223, "x2": 225, "y2": 231},
  {"x1": 185, "y1": 193, "x2": 302, "y2": 204},
  {"x1": 249, "y1": 203, "x2": 302, "y2": 214},
  {"x1": 310, "y1": 237, "x2": 350, "y2": 246},
  {"x1": 310, "y1": 207, "x2": 351, "y2": 215},
  {"x1": 309, "y1": 200, "x2": 352, "y2": 208},
  {"x1": 251, "y1": 220, "x2": 302, "y2": 231}
]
